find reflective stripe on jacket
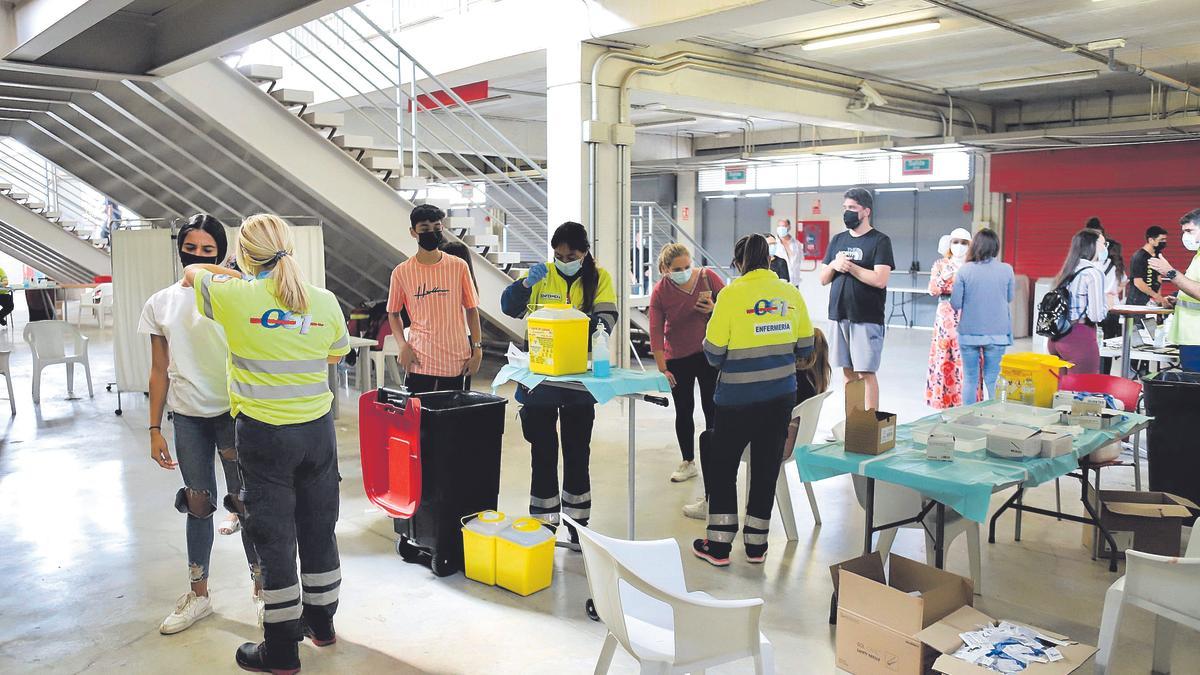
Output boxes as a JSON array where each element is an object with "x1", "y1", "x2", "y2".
[{"x1": 1170, "y1": 252, "x2": 1200, "y2": 346}]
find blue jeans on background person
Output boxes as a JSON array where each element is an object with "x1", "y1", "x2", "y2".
[
  {"x1": 962, "y1": 344, "x2": 1007, "y2": 405},
  {"x1": 173, "y1": 412, "x2": 257, "y2": 582}
]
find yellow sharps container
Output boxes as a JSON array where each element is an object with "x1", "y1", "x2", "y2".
[
  {"x1": 495, "y1": 517, "x2": 556, "y2": 596},
  {"x1": 461, "y1": 510, "x2": 510, "y2": 586},
  {"x1": 526, "y1": 304, "x2": 589, "y2": 376},
  {"x1": 999, "y1": 352, "x2": 1074, "y2": 406}
]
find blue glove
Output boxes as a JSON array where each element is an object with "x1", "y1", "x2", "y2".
[{"x1": 524, "y1": 262, "x2": 549, "y2": 288}]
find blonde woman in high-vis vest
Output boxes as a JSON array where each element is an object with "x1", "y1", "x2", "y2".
[{"x1": 183, "y1": 214, "x2": 349, "y2": 674}]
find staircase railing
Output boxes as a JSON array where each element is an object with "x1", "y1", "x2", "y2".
[
  {"x1": 0, "y1": 139, "x2": 110, "y2": 238},
  {"x1": 630, "y1": 201, "x2": 733, "y2": 296},
  {"x1": 255, "y1": 4, "x2": 550, "y2": 264}
]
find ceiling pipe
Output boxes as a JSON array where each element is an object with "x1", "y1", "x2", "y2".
[{"x1": 924, "y1": 0, "x2": 1200, "y2": 98}]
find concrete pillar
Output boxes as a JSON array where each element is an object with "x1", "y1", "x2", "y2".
[
  {"x1": 675, "y1": 170, "x2": 698, "y2": 241},
  {"x1": 545, "y1": 40, "x2": 630, "y2": 366}
]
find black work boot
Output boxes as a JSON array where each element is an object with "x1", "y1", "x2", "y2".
[
  {"x1": 235, "y1": 640, "x2": 301, "y2": 674},
  {"x1": 302, "y1": 618, "x2": 337, "y2": 647}
]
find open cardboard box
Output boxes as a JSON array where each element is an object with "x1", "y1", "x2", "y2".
[
  {"x1": 917, "y1": 606, "x2": 1097, "y2": 674},
  {"x1": 1082, "y1": 486, "x2": 1199, "y2": 559},
  {"x1": 845, "y1": 379, "x2": 897, "y2": 456},
  {"x1": 831, "y1": 553, "x2": 974, "y2": 675}
]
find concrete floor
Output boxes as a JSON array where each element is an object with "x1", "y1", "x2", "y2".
[{"x1": 0, "y1": 309, "x2": 1195, "y2": 674}]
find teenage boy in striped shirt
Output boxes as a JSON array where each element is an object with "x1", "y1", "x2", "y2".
[{"x1": 388, "y1": 204, "x2": 483, "y2": 393}]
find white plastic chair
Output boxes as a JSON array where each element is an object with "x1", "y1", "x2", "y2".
[
  {"x1": 833, "y1": 421, "x2": 983, "y2": 594},
  {"x1": 1095, "y1": 533, "x2": 1200, "y2": 674},
  {"x1": 82, "y1": 283, "x2": 113, "y2": 329},
  {"x1": 0, "y1": 348, "x2": 14, "y2": 414},
  {"x1": 564, "y1": 515, "x2": 774, "y2": 674},
  {"x1": 23, "y1": 320, "x2": 92, "y2": 403},
  {"x1": 744, "y1": 390, "x2": 833, "y2": 540}
]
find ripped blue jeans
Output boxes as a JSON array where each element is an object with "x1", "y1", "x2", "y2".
[{"x1": 173, "y1": 412, "x2": 257, "y2": 582}]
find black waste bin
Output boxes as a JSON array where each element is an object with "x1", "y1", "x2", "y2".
[
  {"x1": 387, "y1": 389, "x2": 507, "y2": 577},
  {"x1": 1142, "y1": 371, "x2": 1200, "y2": 510}
]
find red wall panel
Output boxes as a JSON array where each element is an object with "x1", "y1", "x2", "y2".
[{"x1": 992, "y1": 141, "x2": 1200, "y2": 194}]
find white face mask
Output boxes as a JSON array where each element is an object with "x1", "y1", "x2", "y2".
[
  {"x1": 1095, "y1": 245, "x2": 1109, "y2": 264},
  {"x1": 950, "y1": 243, "x2": 968, "y2": 259},
  {"x1": 555, "y1": 257, "x2": 583, "y2": 276},
  {"x1": 669, "y1": 268, "x2": 691, "y2": 285},
  {"x1": 776, "y1": 226, "x2": 789, "y2": 238},
  {"x1": 1184, "y1": 231, "x2": 1200, "y2": 251}
]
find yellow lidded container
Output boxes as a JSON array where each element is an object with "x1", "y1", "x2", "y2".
[
  {"x1": 495, "y1": 517, "x2": 556, "y2": 596},
  {"x1": 999, "y1": 352, "x2": 1074, "y2": 407},
  {"x1": 461, "y1": 510, "x2": 510, "y2": 586},
  {"x1": 527, "y1": 304, "x2": 589, "y2": 376}
]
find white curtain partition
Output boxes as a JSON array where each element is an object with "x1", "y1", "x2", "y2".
[
  {"x1": 112, "y1": 224, "x2": 328, "y2": 396},
  {"x1": 112, "y1": 228, "x2": 176, "y2": 395}
]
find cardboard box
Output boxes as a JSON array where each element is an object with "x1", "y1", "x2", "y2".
[
  {"x1": 831, "y1": 553, "x2": 974, "y2": 675},
  {"x1": 845, "y1": 379, "x2": 897, "y2": 456},
  {"x1": 926, "y1": 434, "x2": 955, "y2": 461},
  {"x1": 917, "y1": 606, "x2": 1097, "y2": 674},
  {"x1": 1067, "y1": 412, "x2": 1118, "y2": 430},
  {"x1": 1069, "y1": 398, "x2": 1105, "y2": 416},
  {"x1": 986, "y1": 424, "x2": 1042, "y2": 459},
  {"x1": 1083, "y1": 486, "x2": 1199, "y2": 559},
  {"x1": 1039, "y1": 431, "x2": 1073, "y2": 458},
  {"x1": 974, "y1": 402, "x2": 1063, "y2": 427}
]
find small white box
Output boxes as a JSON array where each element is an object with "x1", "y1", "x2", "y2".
[
  {"x1": 986, "y1": 424, "x2": 1042, "y2": 459},
  {"x1": 1039, "y1": 431, "x2": 1074, "y2": 458},
  {"x1": 975, "y1": 402, "x2": 1063, "y2": 427},
  {"x1": 1068, "y1": 413, "x2": 1118, "y2": 430},
  {"x1": 926, "y1": 434, "x2": 955, "y2": 461}
]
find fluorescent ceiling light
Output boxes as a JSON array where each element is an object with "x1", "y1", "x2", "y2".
[
  {"x1": 744, "y1": 193, "x2": 771, "y2": 197},
  {"x1": 978, "y1": 70, "x2": 1098, "y2": 91},
  {"x1": 929, "y1": 185, "x2": 965, "y2": 190},
  {"x1": 635, "y1": 117, "x2": 698, "y2": 130},
  {"x1": 801, "y1": 20, "x2": 941, "y2": 51},
  {"x1": 876, "y1": 187, "x2": 918, "y2": 192}
]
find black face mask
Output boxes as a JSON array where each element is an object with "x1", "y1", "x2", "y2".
[
  {"x1": 417, "y1": 230, "x2": 444, "y2": 251},
  {"x1": 843, "y1": 210, "x2": 863, "y2": 230},
  {"x1": 1154, "y1": 241, "x2": 1167, "y2": 253},
  {"x1": 179, "y1": 251, "x2": 218, "y2": 267}
]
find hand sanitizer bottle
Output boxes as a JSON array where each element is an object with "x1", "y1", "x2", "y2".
[
  {"x1": 995, "y1": 373, "x2": 1009, "y2": 402},
  {"x1": 591, "y1": 324, "x2": 611, "y2": 378}
]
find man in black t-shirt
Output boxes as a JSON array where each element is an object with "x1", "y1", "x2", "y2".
[
  {"x1": 1127, "y1": 225, "x2": 1170, "y2": 306},
  {"x1": 820, "y1": 187, "x2": 895, "y2": 410}
]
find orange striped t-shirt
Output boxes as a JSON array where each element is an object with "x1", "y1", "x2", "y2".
[{"x1": 387, "y1": 254, "x2": 479, "y2": 377}]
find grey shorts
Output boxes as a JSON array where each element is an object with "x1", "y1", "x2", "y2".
[{"x1": 832, "y1": 320, "x2": 885, "y2": 373}]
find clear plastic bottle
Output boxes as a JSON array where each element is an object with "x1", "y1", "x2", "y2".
[
  {"x1": 1020, "y1": 377, "x2": 1035, "y2": 404},
  {"x1": 591, "y1": 323, "x2": 611, "y2": 378},
  {"x1": 995, "y1": 373, "x2": 1009, "y2": 402}
]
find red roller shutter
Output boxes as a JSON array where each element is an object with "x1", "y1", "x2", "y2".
[{"x1": 1005, "y1": 189, "x2": 1200, "y2": 281}]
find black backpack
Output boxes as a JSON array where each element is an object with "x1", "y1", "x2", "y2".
[{"x1": 1035, "y1": 269, "x2": 1084, "y2": 340}]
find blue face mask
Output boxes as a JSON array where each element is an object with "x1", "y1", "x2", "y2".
[
  {"x1": 669, "y1": 268, "x2": 691, "y2": 285},
  {"x1": 555, "y1": 257, "x2": 583, "y2": 277},
  {"x1": 1095, "y1": 245, "x2": 1108, "y2": 264}
]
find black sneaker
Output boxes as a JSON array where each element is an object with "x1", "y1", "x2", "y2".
[
  {"x1": 746, "y1": 543, "x2": 768, "y2": 564},
  {"x1": 692, "y1": 539, "x2": 731, "y2": 567},
  {"x1": 235, "y1": 640, "x2": 300, "y2": 674},
  {"x1": 302, "y1": 620, "x2": 336, "y2": 647}
]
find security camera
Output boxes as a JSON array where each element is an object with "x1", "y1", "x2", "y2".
[{"x1": 856, "y1": 81, "x2": 889, "y2": 108}]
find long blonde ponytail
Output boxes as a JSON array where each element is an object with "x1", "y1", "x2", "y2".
[{"x1": 236, "y1": 214, "x2": 310, "y2": 313}]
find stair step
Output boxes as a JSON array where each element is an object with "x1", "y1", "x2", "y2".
[
  {"x1": 8, "y1": 191, "x2": 26, "y2": 200},
  {"x1": 508, "y1": 267, "x2": 529, "y2": 280},
  {"x1": 24, "y1": 199, "x2": 44, "y2": 210},
  {"x1": 301, "y1": 111, "x2": 344, "y2": 128},
  {"x1": 42, "y1": 210, "x2": 60, "y2": 220},
  {"x1": 446, "y1": 216, "x2": 475, "y2": 229},
  {"x1": 465, "y1": 233, "x2": 498, "y2": 247},
  {"x1": 361, "y1": 155, "x2": 401, "y2": 172},
  {"x1": 331, "y1": 134, "x2": 374, "y2": 149},
  {"x1": 0, "y1": 183, "x2": 10, "y2": 192},
  {"x1": 270, "y1": 88, "x2": 314, "y2": 107},
  {"x1": 238, "y1": 64, "x2": 284, "y2": 83},
  {"x1": 486, "y1": 251, "x2": 521, "y2": 265},
  {"x1": 415, "y1": 198, "x2": 451, "y2": 211},
  {"x1": 386, "y1": 175, "x2": 428, "y2": 191}
]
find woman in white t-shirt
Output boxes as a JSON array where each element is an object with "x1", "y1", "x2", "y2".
[{"x1": 138, "y1": 215, "x2": 260, "y2": 635}]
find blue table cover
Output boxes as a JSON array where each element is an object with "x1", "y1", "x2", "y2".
[
  {"x1": 794, "y1": 401, "x2": 1151, "y2": 523},
  {"x1": 491, "y1": 364, "x2": 670, "y2": 405}
]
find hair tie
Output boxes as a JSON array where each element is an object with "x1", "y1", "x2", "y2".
[{"x1": 270, "y1": 250, "x2": 289, "y2": 264}]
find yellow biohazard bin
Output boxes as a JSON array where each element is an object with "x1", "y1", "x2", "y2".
[
  {"x1": 495, "y1": 517, "x2": 556, "y2": 596},
  {"x1": 999, "y1": 352, "x2": 1074, "y2": 407},
  {"x1": 461, "y1": 510, "x2": 510, "y2": 586},
  {"x1": 526, "y1": 304, "x2": 589, "y2": 376}
]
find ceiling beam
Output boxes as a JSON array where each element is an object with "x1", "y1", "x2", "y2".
[{"x1": 5, "y1": 0, "x2": 133, "y2": 62}]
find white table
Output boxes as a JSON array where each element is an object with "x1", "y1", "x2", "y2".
[
  {"x1": 886, "y1": 286, "x2": 930, "y2": 328},
  {"x1": 328, "y1": 335, "x2": 385, "y2": 419}
]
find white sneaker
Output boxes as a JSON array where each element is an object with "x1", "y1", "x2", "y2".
[
  {"x1": 159, "y1": 592, "x2": 212, "y2": 635},
  {"x1": 682, "y1": 497, "x2": 708, "y2": 520},
  {"x1": 670, "y1": 460, "x2": 699, "y2": 483}
]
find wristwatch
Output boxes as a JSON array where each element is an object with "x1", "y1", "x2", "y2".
[
  {"x1": 1165, "y1": 270, "x2": 1178, "y2": 281},
  {"x1": 472, "y1": 341, "x2": 484, "y2": 350}
]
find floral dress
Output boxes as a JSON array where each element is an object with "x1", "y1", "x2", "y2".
[{"x1": 925, "y1": 257, "x2": 963, "y2": 409}]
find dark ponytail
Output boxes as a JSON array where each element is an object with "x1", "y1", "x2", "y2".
[
  {"x1": 550, "y1": 221, "x2": 599, "y2": 313},
  {"x1": 732, "y1": 233, "x2": 771, "y2": 274}
]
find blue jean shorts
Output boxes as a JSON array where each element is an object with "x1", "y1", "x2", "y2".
[{"x1": 832, "y1": 320, "x2": 885, "y2": 373}]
